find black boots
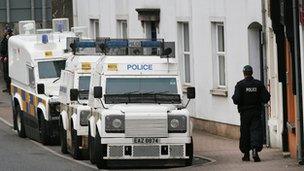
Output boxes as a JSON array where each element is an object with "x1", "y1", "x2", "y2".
[
  {"x1": 242, "y1": 149, "x2": 261, "y2": 162},
  {"x1": 252, "y1": 149, "x2": 261, "y2": 162},
  {"x1": 242, "y1": 152, "x2": 250, "y2": 161}
]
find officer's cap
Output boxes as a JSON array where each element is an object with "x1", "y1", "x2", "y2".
[{"x1": 243, "y1": 65, "x2": 253, "y2": 74}]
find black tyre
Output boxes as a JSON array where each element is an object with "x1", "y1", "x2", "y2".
[
  {"x1": 12, "y1": 104, "x2": 17, "y2": 130},
  {"x1": 60, "y1": 117, "x2": 68, "y2": 154},
  {"x1": 88, "y1": 124, "x2": 96, "y2": 164},
  {"x1": 71, "y1": 121, "x2": 82, "y2": 160},
  {"x1": 15, "y1": 105, "x2": 26, "y2": 138},
  {"x1": 39, "y1": 115, "x2": 51, "y2": 145},
  {"x1": 185, "y1": 137, "x2": 193, "y2": 166},
  {"x1": 95, "y1": 127, "x2": 107, "y2": 169}
]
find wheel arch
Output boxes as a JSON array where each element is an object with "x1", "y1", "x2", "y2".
[
  {"x1": 89, "y1": 116, "x2": 96, "y2": 137},
  {"x1": 37, "y1": 103, "x2": 47, "y2": 121},
  {"x1": 71, "y1": 113, "x2": 78, "y2": 131},
  {"x1": 13, "y1": 94, "x2": 23, "y2": 111},
  {"x1": 60, "y1": 110, "x2": 68, "y2": 130}
]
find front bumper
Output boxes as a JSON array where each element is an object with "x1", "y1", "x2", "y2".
[{"x1": 101, "y1": 137, "x2": 192, "y2": 160}]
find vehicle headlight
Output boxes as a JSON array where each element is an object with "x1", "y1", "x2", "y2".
[
  {"x1": 80, "y1": 111, "x2": 90, "y2": 126},
  {"x1": 168, "y1": 115, "x2": 187, "y2": 133},
  {"x1": 105, "y1": 115, "x2": 125, "y2": 133},
  {"x1": 112, "y1": 118, "x2": 122, "y2": 128},
  {"x1": 170, "y1": 119, "x2": 180, "y2": 128}
]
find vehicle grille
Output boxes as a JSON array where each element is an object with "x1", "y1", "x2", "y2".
[
  {"x1": 109, "y1": 146, "x2": 123, "y2": 157},
  {"x1": 170, "y1": 145, "x2": 184, "y2": 158},
  {"x1": 107, "y1": 145, "x2": 185, "y2": 158},
  {"x1": 125, "y1": 114, "x2": 168, "y2": 137},
  {"x1": 133, "y1": 145, "x2": 159, "y2": 157}
]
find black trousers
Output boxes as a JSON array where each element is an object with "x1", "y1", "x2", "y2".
[
  {"x1": 2, "y1": 61, "x2": 10, "y2": 90},
  {"x1": 239, "y1": 109, "x2": 263, "y2": 153}
]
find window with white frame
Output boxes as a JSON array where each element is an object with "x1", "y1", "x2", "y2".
[
  {"x1": 117, "y1": 20, "x2": 128, "y2": 39},
  {"x1": 90, "y1": 19, "x2": 100, "y2": 38},
  {"x1": 178, "y1": 22, "x2": 191, "y2": 84},
  {"x1": 212, "y1": 22, "x2": 226, "y2": 88},
  {"x1": 27, "y1": 65, "x2": 35, "y2": 88}
]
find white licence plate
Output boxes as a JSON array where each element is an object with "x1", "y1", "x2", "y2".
[{"x1": 133, "y1": 137, "x2": 159, "y2": 144}]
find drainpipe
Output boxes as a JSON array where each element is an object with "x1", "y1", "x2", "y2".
[
  {"x1": 72, "y1": 0, "x2": 78, "y2": 26},
  {"x1": 31, "y1": 0, "x2": 35, "y2": 20},
  {"x1": 292, "y1": 0, "x2": 304, "y2": 164},
  {"x1": 261, "y1": 0, "x2": 270, "y2": 147},
  {"x1": 42, "y1": 0, "x2": 46, "y2": 28},
  {"x1": 6, "y1": 0, "x2": 10, "y2": 23}
]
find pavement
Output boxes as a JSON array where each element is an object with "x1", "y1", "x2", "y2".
[{"x1": 0, "y1": 67, "x2": 303, "y2": 171}]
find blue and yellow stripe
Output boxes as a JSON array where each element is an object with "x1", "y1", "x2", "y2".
[{"x1": 11, "y1": 84, "x2": 46, "y2": 117}]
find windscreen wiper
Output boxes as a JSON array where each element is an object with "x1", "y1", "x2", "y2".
[
  {"x1": 123, "y1": 90, "x2": 140, "y2": 94},
  {"x1": 53, "y1": 77, "x2": 60, "y2": 83},
  {"x1": 155, "y1": 90, "x2": 170, "y2": 94}
]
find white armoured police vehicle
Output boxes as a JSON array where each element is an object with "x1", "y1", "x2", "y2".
[
  {"x1": 58, "y1": 39, "x2": 100, "y2": 159},
  {"x1": 10, "y1": 19, "x2": 75, "y2": 144},
  {"x1": 85, "y1": 39, "x2": 196, "y2": 168}
]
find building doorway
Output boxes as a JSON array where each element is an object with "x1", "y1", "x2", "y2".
[{"x1": 248, "y1": 22, "x2": 267, "y2": 144}]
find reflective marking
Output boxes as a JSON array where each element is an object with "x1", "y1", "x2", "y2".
[
  {"x1": 44, "y1": 51, "x2": 53, "y2": 57},
  {"x1": 246, "y1": 87, "x2": 257, "y2": 92}
]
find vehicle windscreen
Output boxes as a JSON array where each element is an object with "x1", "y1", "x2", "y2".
[
  {"x1": 105, "y1": 78, "x2": 180, "y2": 104},
  {"x1": 78, "y1": 76, "x2": 91, "y2": 100},
  {"x1": 38, "y1": 60, "x2": 66, "y2": 79}
]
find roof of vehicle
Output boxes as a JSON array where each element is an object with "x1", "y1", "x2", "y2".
[{"x1": 8, "y1": 32, "x2": 75, "y2": 61}]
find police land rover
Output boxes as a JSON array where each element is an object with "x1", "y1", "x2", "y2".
[
  {"x1": 9, "y1": 19, "x2": 75, "y2": 144},
  {"x1": 82, "y1": 39, "x2": 196, "y2": 169},
  {"x1": 58, "y1": 40, "x2": 100, "y2": 159}
]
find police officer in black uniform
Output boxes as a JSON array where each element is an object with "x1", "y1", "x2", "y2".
[
  {"x1": 232, "y1": 65, "x2": 270, "y2": 162},
  {"x1": 0, "y1": 26, "x2": 13, "y2": 93}
]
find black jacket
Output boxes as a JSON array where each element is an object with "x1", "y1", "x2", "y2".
[
  {"x1": 0, "y1": 37, "x2": 8, "y2": 57},
  {"x1": 232, "y1": 76, "x2": 270, "y2": 113}
]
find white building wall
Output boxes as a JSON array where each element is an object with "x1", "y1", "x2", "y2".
[{"x1": 73, "y1": 0, "x2": 262, "y2": 126}]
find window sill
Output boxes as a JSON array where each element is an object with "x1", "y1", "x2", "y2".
[{"x1": 210, "y1": 88, "x2": 228, "y2": 97}]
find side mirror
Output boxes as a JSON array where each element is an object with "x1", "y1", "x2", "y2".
[
  {"x1": 37, "y1": 84, "x2": 45, "y2": 94},
  {"x1": 187, "y1": 87, "x2": 196, "y2": 99},
  {"x1": 70, "y1": 89, "x2": 79, "y2": 101},
  {"x1": 94, "y1": 86, "x2": 103, "y2": 98}
]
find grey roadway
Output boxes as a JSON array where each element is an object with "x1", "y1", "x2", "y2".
[
  {"x1": 0, "y1": 119, "x2": 96, "y2": 171},
  {"x1": 0, "y1": 66, "x2": 97, "y2": 171}
]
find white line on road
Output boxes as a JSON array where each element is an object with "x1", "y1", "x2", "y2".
[
  {"x1": 0, "y1": 116, "x2": 100, "y2": 170},
  {"x1": 0, "y1": 116, "x2": 13, "y2": 127},
  {"x1": 31, "y1": 140, "x2": 98, "y2": 170}
]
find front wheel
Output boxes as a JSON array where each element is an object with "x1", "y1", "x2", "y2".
[
  {"x1": 60, "y1": 117, "x2": 68, "y2": 154},
  {"x1": 39, "y1": 116, "x2": 51, "y2": 145},
  {"x1": 15, "y1": 105, "x2": 26, "y2": 138},
  {"x1": 71, "y1": 122, "x2": 82, "y2": 160},
  {"x1": 95, "y1": 127, "x2": 107, "y2": 169},
  {"x1": 88, "y1": 124, "x2": 96, "y2": 164},
  {"x1": 185, "y1": 137, "x2": 193, "y2": 166}
]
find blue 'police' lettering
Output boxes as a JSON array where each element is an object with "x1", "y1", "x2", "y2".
[{"x1": 126, "y1": 64, "x2": 153, "y2": 71}]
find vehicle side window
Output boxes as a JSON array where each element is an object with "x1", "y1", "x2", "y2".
[{"x1": 27, "y1": 66, "x2": 35, "y2": 88}]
